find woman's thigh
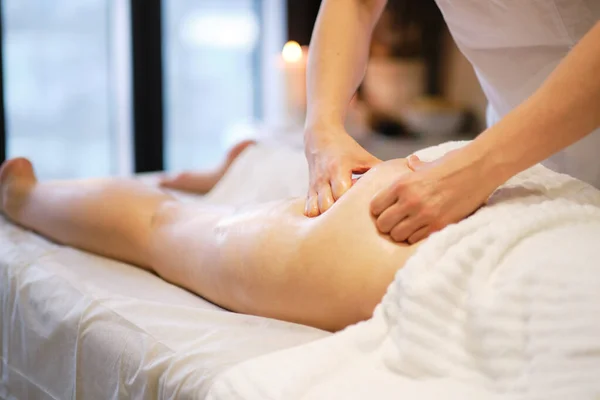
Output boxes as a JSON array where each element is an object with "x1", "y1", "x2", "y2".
[{"x1": 147, "y1": 199, "x2": 308, "y2": 315}]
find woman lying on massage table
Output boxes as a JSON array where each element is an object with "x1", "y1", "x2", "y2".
[{"x1": 0, "y1": 141, "x2": 434, "y2": 332}]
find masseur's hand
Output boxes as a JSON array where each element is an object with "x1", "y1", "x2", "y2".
[
  {"x1": 370, "y1": 150, "x2": 494, "y2": 243},
  {"x1": 305, "y1": 127, "x2": 380, "y2": 217}
]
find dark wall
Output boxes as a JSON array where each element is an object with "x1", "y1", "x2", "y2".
[{"x1": 287, "y1": 0, "x2": 322, "y2": 45}]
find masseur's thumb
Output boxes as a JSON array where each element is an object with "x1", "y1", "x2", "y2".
[{"x1": 407, "y1": 154, "x2": 429, "y2": 171}]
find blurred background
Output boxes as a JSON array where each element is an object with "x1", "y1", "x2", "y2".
[{"x1": 0, "y1": 0, "x2": 487, "y2": 180}]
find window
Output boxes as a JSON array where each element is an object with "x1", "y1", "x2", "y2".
[
  {"x1": 1, "y1": 0, "x2": 284, "y2": 176},
  {"x1": 163, "y1": 0, "x2": 263, "y2": 171},
  {"x1": 2, "y1": 0, "x2": 131, "y2": 179}
]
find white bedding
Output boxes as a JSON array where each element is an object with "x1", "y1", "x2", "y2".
[
  {"x1": 0, "y1": 143, "x2": 327, "y2": 400},
  {"x1": 208, "y1": 142, "x2": 600, "y2": 400}
]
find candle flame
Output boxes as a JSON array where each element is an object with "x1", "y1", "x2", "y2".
[{"x1": 282, "y1": 41, "x2": 303, "y2": 63}]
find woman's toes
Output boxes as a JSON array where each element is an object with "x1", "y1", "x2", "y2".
[
  {"x1": 224, "y1": 140, "x2": 256, "y2": 166},
  {"x1": 159, "y1": 172, "x2": 190, "y2": 188},
  {"x1": 0, "y1": 157, "x2": 36, "y2": 217},
  {"x1": 0, "y1": 157, "x2": 36, "y2": 186},
  {"x1": 159, "y1": 173, "x2": 178, "y2": 188},
  {"x1": 159, "y1": 171, "x2": 218, "y2": 194}
]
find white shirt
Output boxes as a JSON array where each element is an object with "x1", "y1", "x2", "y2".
[{"x1": 435, "y1": 0, "x2": 600, "y2": 187}]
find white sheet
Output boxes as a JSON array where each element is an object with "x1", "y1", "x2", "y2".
[
  {"x1": 208, "y1": 141, "x2": 600, "y2": 400},
  {"x1": 0, "y1": 143, "x2": 327, "y2": 400}
]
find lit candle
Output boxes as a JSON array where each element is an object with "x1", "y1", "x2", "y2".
[{"x1": 280, "y1": 41, "x2": 307, "y2": 126}]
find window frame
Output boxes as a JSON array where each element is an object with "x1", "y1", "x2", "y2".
[
  {"x1": 131, "y1": 0, "x2": 164, "y2": 172},
  {"x1": 0, "y1": 4, "x2": 7, "y2": 163}
]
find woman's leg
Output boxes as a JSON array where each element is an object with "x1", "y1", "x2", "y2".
[
  {"x1": 0, "y1": 158, "x2": 184, "y2": 268},
  {"x1": 1, "y1": 156, "x2": 420, "y2": 331}
]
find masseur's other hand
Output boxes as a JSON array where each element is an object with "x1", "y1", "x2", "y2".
[
  {"x1": 305, "y1": 127, "x2": 380, "y2": 217},
  {"x1": 370, "y1": 150, "x2": 492, "y2": 244}
]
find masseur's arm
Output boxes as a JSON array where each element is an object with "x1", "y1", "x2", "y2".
[
  {"x1": 303, "y1": 0, "x2": 386, "y2": 217},
  {"x1": 371, "y1": 21, "x2": 600, "y2": 243}
]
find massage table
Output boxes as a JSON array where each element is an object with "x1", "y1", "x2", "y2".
[{"x1": 3, "y1": 141, "x2": 600, "y2": 399}]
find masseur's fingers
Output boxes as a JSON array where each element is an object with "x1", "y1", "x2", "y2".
[
  {"x1": 317, "y1": 184, "x2": 335, "y2": 214},
  {"x1": 408, "y1": 150, "x2": 461, "y2": 172},
  {"x1": 331, "y1": 172, "x2": 352, "y2": 201},
  {"x1": 375, "y1": 203, "x2": 406, "y2": 233},
  {"x1": 407, "y1": 225, "x2": 430, "y2": 244},
  {"x1": 304, "y1": 126, "x2": 381, "y2": 217},
  {"x1": 389, "y1": 216, "x2": 424, "y2": 243},
  {"x1": 407, "y1": 154, "x2": 426, "y2": 171},
  {"x1": 370, "y1": 185, "x2": 398, "y2": 217},
  {"x1": 305, "y1": 190, "x2": 320, "y2": 217}
]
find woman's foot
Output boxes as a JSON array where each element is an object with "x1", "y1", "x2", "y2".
[
  {"x1": 0, "y1": 157, "x2": 37, "y2": 220},
  {"x1": 160, "y1": 139, "x2": 256, "y2": 194}
]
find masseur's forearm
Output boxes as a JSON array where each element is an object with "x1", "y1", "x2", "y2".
[
  {"x1": 464, "y1": 21, "x2": 600, "y2": 186},
  {"x1": 305, "y1": 0, "x2": 387, "y2": 131}
]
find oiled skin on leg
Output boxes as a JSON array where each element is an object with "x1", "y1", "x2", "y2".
[{"x1": 150, "y1": 158, "x2": 420, "y2": 331}]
